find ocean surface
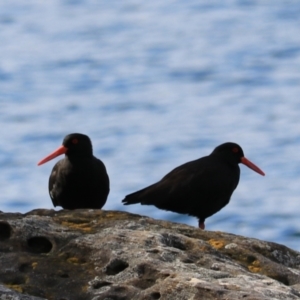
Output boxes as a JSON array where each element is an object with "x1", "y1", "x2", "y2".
[{"x1": 1, "y1": 1, "x2": 300, "y2": 250}]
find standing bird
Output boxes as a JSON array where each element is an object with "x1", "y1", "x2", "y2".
[
  {"x1": 122, "y1": 142, "x2": 264, "y2": 229},
  {"x1": 38, "y1": 133, "x2": 109, "y2": 210}
]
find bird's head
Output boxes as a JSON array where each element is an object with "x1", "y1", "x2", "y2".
[
  {"x1": 212, "y1": 142, "x2": 265, "y2": 176},
  {"x1": 37, "y1": 133, "x2": 93, "y2": 166}
]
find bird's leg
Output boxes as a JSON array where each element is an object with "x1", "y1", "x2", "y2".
[{"x1": 198, "y1": 219, "x2": 205, "y2": 230}]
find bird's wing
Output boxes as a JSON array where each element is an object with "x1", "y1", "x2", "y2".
[
  {"x1": 48, "y1": 161, "x2": 64, "y2": 207},
  {"x1": 94, "y1": 158, "x2": 110, "y2": 188},
  {"x1": 122, "y1": 158, "x2": 206, "y2": 204}
]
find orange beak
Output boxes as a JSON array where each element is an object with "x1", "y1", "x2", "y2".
[
  {"x1": 241, "y1": 157, "x2": 265, "y2": 176},
  {"x1": 37, "y1": 145, "x2": 68, "y2": 166}
]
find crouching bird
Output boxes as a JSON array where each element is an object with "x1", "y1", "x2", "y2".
[
  {"x1": 38, "y1": 133, "x2": 109, "y2": 210},
  {"x1": 122, "y1": 142, "x2": 264, "y2": 229}
]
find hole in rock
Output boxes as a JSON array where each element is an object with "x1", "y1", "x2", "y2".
[
  {"x1": 182, "y1": 258, "x2": 194, "y2": 264},
  {"x1": 131, "y1": 263, "x2": 167, "y2": 290},
  {"x1": 93, "y1": 281, "x2": 112, "y2": 289},
  {"x1": 105, "y1": 258, "x2": 129, "y2": 275},
  {"x1": 111, "y1": 286, "x2": 127, "y2": 293},
  {"x1": 0, "y1": 222, "x2": 12, "y2": 240},
  {"x1": 27, "y1": 236, "x2": 53, "y2": 253},
  {"x1": 19, "y1": 263, "x2": 32, "y2": 272},
  {"x1": 160, "y1": 233, "x2": 186, "y2": 250},
  {"x1": 150, "y1": 292, "x2": 161, "y2": 299},
  {"x1": 246, "y1": 255, "x2": 257, "y2": 264},
  {"x1": 271, "y1": 274, "x2": 289, "y2": 286}
]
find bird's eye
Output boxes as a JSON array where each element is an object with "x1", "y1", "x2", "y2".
[
  {"x1": 232, "y1": 147, "x2": 239, "y2": 153},
  {"x1": 72, "y1": 138, "x2": 79, "y2": 144}
]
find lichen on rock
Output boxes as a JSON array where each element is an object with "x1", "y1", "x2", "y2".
[{"x1": 1, "y1": 209, "x2": 300, "y2": 299}]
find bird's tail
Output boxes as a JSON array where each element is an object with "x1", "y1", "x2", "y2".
[
  {"x1": 122, "y1": 190, "x2": 145, "y2": 205},
  {"x1": 122, "y1": 183, "x2": 157, "y2": 205}
]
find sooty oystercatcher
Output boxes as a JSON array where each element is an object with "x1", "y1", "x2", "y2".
[
  {"x1": 122, "y1": 142, "x2": 264, "y2": 229},
  {"x1": 38, "y1": 133, "x2": 109, "y2": 209}
]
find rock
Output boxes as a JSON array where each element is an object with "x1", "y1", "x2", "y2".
[
  {"x1": 0, "y1": 283, "x2": 45, "y2": 300},
  {"x1": 1, "y1": 209, "x2": 300, "y2": 300}
]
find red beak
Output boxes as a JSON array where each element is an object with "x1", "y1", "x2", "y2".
[
  {"x1": 241, "y1": 157, "x2": 265, "y2": 176},
  {"x1": 37, "y1": 145, "x2": 68, "y2": 166}
]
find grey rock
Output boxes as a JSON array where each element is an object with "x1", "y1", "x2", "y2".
[
  {"x1": 0, "y1": 283, "x2": 45, "y2": 299},
  {"x1": 1, "y1": 209, "x2": 300, "y2": 299}
]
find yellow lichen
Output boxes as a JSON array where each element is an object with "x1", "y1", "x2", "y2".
[
  {"x1": 208, "y1": 239, "x2": 225, "y2": 249},
  {"x1": 248, "y1": 260, "x2": 261, "y2": 273},
  {"x1": 61, "y1": 221, "x2": 92, "y2": 232},
  {"x1": 32, "y1": 262, "x2": 38, "y2": 269},
  {"x1": 252, "y1": 260, "x2": 260, "y2": 266},
  {"x1": 248, "y1": 265, "x2": 261, "y2": 273},
  {"x1": 5, "y1": 284, "x2": 23, "y2": 293},
  {"x1": 67, "y1": 257, "x2": 80, "y2": 264}
]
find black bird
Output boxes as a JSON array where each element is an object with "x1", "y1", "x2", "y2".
[
  {"x1": 122, "y1": 142, "x2": 264, "y2": 229},
  {"x1": 38, "y1": 133, "x2": 109, "y2": 209}
]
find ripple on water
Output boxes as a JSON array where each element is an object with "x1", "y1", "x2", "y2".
[{"x1": 0, "y1": 1, "x2": 300, "y2": 251}]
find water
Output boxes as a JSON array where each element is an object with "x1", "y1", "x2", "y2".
[{"x1": 1, "y1": 1, "x2": 300, "y2": 250}]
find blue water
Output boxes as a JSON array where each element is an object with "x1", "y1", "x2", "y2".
[{"x1": 1, "y1": 1, "x2": 300, "y2": 250}]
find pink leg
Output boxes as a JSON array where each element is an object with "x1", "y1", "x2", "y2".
[{"x1": 198, "y1": 220, "x2": 205, "y2": 230}]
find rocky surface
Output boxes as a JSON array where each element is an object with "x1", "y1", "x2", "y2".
[{"x1": 1, "y1": 209, "x2": 300, "y2": 300}]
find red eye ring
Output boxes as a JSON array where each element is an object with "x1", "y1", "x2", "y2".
[
  {"x1": 72, "y1": 138, "x2": 79, "y2": 144},
  {"x1": 232, "y1": 147, "x2": 239, "y2": 153}
]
